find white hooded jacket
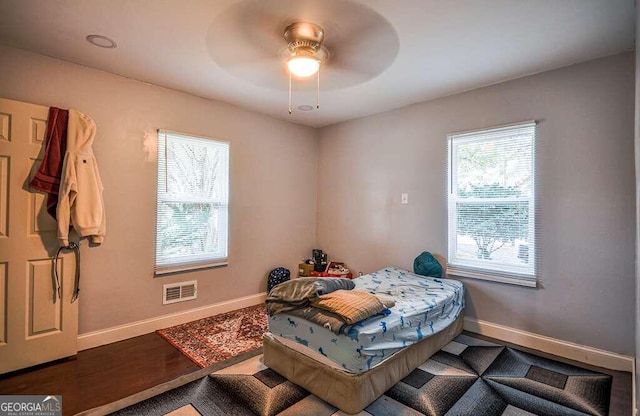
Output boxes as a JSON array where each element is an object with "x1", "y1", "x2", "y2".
[{"x1": 57, "y1": 109, "x2": 106, "y2": 246}]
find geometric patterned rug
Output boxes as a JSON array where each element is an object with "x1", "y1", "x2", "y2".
[
  {"x1": 156, "y1": 304, "x2": 267, "y2": 367},
  {"x1": 114, "y1": 333, "x2": 612, "y2": 416}
]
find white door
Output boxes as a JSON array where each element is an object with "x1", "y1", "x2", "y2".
[{"x1": 0, "y1": 97, "x2": 78, "y2": 374}]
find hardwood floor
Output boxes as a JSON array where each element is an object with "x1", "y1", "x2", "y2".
[{"x1": 0, "y1": 333, "x2": 199, "y2": 416}]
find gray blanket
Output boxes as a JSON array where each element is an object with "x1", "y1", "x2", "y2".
[
  {"x1": 286, "y1": 305, "x2": 348, "y2": 334},
  {"x1": 265, "y1": 277, "x2": 354, "y2": 316}
]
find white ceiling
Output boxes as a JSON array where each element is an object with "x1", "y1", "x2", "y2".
[{"x1": 0, "y1": 0, "x2": 634, "y2": 128}]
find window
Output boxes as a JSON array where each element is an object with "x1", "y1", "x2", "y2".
[
  {"x1": 155, "y1": 130, "x2": 229, "y2": 275},
  {"x1": 447, "y1": 121, "x2": 536, "y2": 287}
]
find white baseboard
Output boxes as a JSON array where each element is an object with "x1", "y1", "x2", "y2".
[
  {"x1": 463, "y1": 317, "x2": 634, "y2": 372},
  {"x1": 77, "y1": 292, "x2": 267, "y2": 351}
]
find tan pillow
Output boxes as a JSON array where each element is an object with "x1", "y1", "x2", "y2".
[{"x1": 310, "y1": 289, "x2": 395, "y2": 324}]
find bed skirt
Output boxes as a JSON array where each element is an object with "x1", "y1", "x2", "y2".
[{"x1": 263, "y1": 311, "x2": 464, "y2": 414}]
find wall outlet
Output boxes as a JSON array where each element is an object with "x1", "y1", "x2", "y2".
[{"x1": 401, "y1": 193, "x2": 409, "y2": 204}]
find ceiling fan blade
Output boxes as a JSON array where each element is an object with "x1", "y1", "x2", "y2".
[
  {"x1": 206, "y1": 0, "x2": 399, "y2": 91},
  {"x1": 320, "y1": 66, "x2": 373, "y2": 91},
  {"x1": 322, "y1": 11, "x2": 399, "y2": 78},
  {"x1": 206, "y1": 4, "x2": 285, "y2": 68},
  {"x1": 230, "y1": 59, "x2": 289, "y2": 89}
]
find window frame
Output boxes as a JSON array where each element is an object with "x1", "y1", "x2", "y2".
[
  {"x1": 154, "y1": 129, "x2": 230, "y2": 276},
  {"x1": 446, "y1": 121, "x2": 537, "y2": 287}
]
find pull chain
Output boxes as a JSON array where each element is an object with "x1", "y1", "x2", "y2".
[
  {"x1": 288, "y1": 67, "x2": 320, "y2": 114},
  {"x1": 288, "y1": 71, "x2": 292, "y2": 115}
]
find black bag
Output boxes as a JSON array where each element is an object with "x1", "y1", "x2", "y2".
[{"x1": 267, "y1": 267, "x2": 290, "y2": 292}]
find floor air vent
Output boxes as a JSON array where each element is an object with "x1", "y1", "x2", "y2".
[{"x1": 163, "y1": 281, "x2": 197, "y2": 305}]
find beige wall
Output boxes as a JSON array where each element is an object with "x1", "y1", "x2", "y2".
[
  {"x1": 317, "y1": 53, "x2": 636, "y2": 355},
  {"x1": 0, "y1": 43, "x2": 635, "y2": 358},
  {"x1": 0, "y1": 45, "x2": 318, "y2": 334}
]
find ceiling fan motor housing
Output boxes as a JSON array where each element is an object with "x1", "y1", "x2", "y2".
[{"x1": 284, "y1": 22, "x2": 324, "y2": 55}]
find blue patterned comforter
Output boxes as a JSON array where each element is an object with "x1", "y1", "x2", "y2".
[{"x1": 268, "y1": 267, "x2": 465, "y2": 373}]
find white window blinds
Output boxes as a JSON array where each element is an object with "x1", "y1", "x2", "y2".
[
  {"x1": 447, "y1": 121, "x2": 537, "y2": 287},
  {"x1": 155, "y1": 130, "x2": 230, "y2": 275}
]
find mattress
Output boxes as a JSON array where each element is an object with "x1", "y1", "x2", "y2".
[
  {"x1": 263, "y1": 312, "x2": 464, "y2": 414},
  {"x1": 268, "y1": 266, "x2": 464, "y2": 373}
]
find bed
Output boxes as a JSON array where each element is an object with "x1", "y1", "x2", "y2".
[{"x1": 263, "y1": 266, "x2": 465, "y2": 414}]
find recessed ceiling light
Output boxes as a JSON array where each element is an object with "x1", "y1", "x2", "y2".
[
  {"x1": 298, "y1": 105, "x2": 314, "y2": 111},
  {"x1": 86, "y1": 34, "x2": 117, "y2": 49}
]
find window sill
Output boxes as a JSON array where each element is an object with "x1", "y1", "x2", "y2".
[
  {"x1": 155, "y1": 260, "x2": 228, "y2": 277},
  {"x1": 446, "y1": 266, "x2": 537, "y2": 288}
]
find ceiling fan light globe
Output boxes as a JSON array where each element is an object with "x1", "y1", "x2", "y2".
[{"x1": 287, "y1": 56, "x2": 320, "y2": 78}]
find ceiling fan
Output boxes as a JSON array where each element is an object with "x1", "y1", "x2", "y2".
[
  {"x1": 283, "y1": 22, "x2": 325, "y2": 113},
  {"x1": 206, "y1": 0, "x2": 399, "y2": 114},
  {"x1": 284, "y1": 22, "x2": 326, "y2": 79}
]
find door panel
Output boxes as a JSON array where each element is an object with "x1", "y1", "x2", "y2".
[
  {"x1": 0, "y1": 156, "x2": 7, "y2": 237},
  {"x1": 28, "y1": 259, "x2": 62, "y2": 337},
  {"x1": 0, "y1": 263, "x2": 6, "y2": 345},
  {"x1": 29, "y1": 158, "x2": 57, "y2": 234},
  {"x1": 30, "y1": 117, "x2": 46, "y2": 144},
  {"x1": 0, "y1": 97, "x2": 78, "y2": 374},
  {"x1": 0, "y1": 112, "x2": 10, "y2": 142}
]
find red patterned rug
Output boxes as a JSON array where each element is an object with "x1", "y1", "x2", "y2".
[{"x1": 157, "y1": 304, "x2": 268, "y2": 368}]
